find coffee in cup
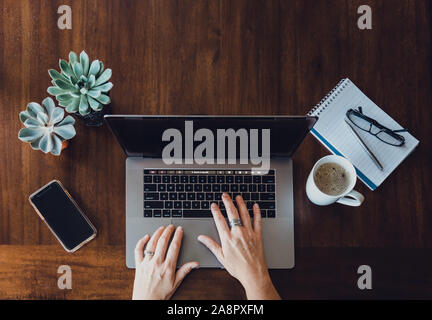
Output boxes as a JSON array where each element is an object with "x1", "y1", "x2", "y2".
[
  {"x1": 306, "y1": 155, "x2": 365, "y2": 206},
  {"x1": 313, "y1": 162, "x2": 350, "y2": 196}
]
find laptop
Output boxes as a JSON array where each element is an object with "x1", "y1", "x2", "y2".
[{"x1": 105, "y1": 115, "x2": 317, "y2": 268}]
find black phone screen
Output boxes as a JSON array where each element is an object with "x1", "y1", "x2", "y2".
[{"x1": 30, "y1": 181, "x2": 95, "y2": 251}]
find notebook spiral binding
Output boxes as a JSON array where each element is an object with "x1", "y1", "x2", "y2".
[{"x1": 307, "y1": 78, "x2": 351, "y2": 116}]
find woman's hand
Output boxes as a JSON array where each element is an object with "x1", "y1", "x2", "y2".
[
  {"x1": 132, "y1": 225, "x2": 199, "y2": 300},
  {"x1": 198, "y1": 193, "x2": 280, "y2": 300}
]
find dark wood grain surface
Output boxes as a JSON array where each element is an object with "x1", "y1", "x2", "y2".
[{"x1": 0, "y1": 0, "x2": 431, "y2": 299}]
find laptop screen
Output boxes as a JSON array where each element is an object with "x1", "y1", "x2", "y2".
[{"x1": 105, "y1": 116, "x2": 317, "y2": 159}]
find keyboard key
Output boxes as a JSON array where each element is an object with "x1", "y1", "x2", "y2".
[
  {"x1": 217, "y1": 176, "x2": 225, "y2": 183},
  {"x1": 215, "y1": 193, "x2": 222, "y2": 200},
  {"x1": 206, "y1": 193, "x2": 214, "y2": 200},
  {"x1": 262, "y1": 176, "x2": 275, "y2": 183},
  {"x1": 260, "y1": 193, "x2": 275, "y2": 200},
  {"x1": 179, "y1": 193, "x2": 186, "y2": 200},
  {"x1": 240, "y1": 184, "x2": 248, "y2": 192},
  {"x1": 144, "y1": 193, "x2": 159, "y2": 200},
  {"x1": 154, "y1": 209, "x2": 162, "y2": 217},
  {"x1": 194, "y1": 184, "x2": 203, "y2": 192},
  {"x1": 267, "y1": 184, "x2": 275, "y2": 192},
  {"x1": 162, "y1": 176, "x2": 170, "y2": 183},
  {"x1": 230, "y1": 184, "x2": 239, "y2": 192},
  {"x1": 167, "y1": 184, "x2": 175, "y2": 192},
  {"x1": 183, "y1": 201, "x2": 191, "y2": 209},
  {"x1": 242, "y1": 193, "x2": 250, "y2": 200},
  {"x1": 226, "y1": 176, "x2": 234, "y2": 183},
  {"x1": 261, "y1": 210, "x2": 266, "y2": 218},
  {"x1": 235, "y1": 176, "x2": 243, "y2": 183},
  {"x1": 222, "y1": 184, "x2": 229, "y2": 192},
  {"x1": 197, "y1": 193, "x2": 204, "y2": 200},
  {"x1": 208, "y1": 176, "x2": 216, "y2": 183},
  {"x1": 251, "y1": 193, "x2": 259, "y2": 200},
  {"x1": 163, "y1": 209, "x2": 171, "y2": 217},
  {"x1": 172, "y1": 176, "x2": 179, "y2": 183},
  {"x1": 201, "y1": 202, "x2": 210, "y2": 209},
  {"x1": 249, "y1": 185, "x2": 257, "y2": 192},
  {"x1": 174, "y1": 201, "x2": 182, "y2": 209},
  {"x1": 246, "y1": 201, "x2": 254, "y2": 209},
  {"x1": 172, "y1": 209, "x2": 182, "y2": 218},
  {"x1": 258, "y1": 184, "x2": 266, "y2": 192},
  {"x1": 144, "y1": 176, "x2": 152, "y2": 183},
  {"x1": 169, "y1": 193, "x2": 177, "y2": 200},
  {"x1": 243, "y1": 176, "x2": 252, "y2": 183},
  {"x1": 165, "y1": 201, "x2": 173, "y2": 209},
  {"x1": 260, "y1": 202, "x2": 276, "y2": 209},
  {"x1": 185, "y1": 184, "x2": 193, "y2": 192},
  {"x1": 144, "y1": 201, "x2": 163, "y2": 209},
  {"x1": 144, "y1": 184, "x2": 156, "y2": 192},
  {"x1": 267, "y1": 210, "x2": 276, "y2": 218},
  {"x1": 160, "y1": 192, "x2": 168, "y2": 200},
  {"x1": 192, "y1": 201, "x2": 200, "y2": 209},
  {"x1": 212, "y1": 184, "x2": 221, "y2": 192},
  {"x1": 181, "y1": 176, "x2": 188, "y2": 183},
  {"x1": 183, "y1": 210, "x2": 212, "y2": 218},
  {"x1": 190, "y1": 176, "x2": 197, "y2": 183},
  {"x1": 176, "y1": 184, "x2": 184, "y2": 192},
  {"x1": 203, "y1": 184, "x2": 211, "y2": 192},
  {"x1": 144, "y1": 210, "x2": 152, "y2": 217},
  {"x1": 199, "y1": 176, "x2": 207, "y2": 183},
  {"x1": 187, "y1": 193, "x2": 195, "y2": 200},
  {"x1": 253, "y1": 176, "x2": 261, "y2": 183},
  {"x1": 153, "y1": 176, "x2": 161, "y2": 183}
]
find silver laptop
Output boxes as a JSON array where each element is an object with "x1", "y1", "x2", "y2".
[{"x1": 105, "y1": 115, "x2": 317, "y2": 269}]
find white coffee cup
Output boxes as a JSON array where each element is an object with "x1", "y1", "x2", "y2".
[{"x1": 306, "y1": 155, "x2": 364, "y2": 206}]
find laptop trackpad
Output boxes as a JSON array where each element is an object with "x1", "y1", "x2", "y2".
[{"x1": 172, "y1": 219, "x2": 222, "y2": 268}]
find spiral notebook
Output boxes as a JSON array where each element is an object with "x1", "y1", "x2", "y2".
[{"x1": 307, "y1": 78, "x2": 419, "y2": 190}]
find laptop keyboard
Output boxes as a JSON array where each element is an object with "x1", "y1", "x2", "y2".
[{"x1": 143, "y1": 169, "x2": 276, "y2": 218}]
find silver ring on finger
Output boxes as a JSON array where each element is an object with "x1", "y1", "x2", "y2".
[
  {"x1": 229, "y1": 218, "x2": 243, "y2": 228},
  {"x1": 144, "y1": 250, "x2": 155, "y2": 256}
]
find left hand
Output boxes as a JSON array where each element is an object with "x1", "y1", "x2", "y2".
[{"x1": 132, "y1": 225, "x2": 199, "y2": 300}]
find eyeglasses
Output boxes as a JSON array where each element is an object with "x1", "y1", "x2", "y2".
[{"x1": 346, "y1": 107, "x2": 406, "y2": 146}]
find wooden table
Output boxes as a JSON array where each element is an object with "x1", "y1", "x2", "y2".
[{"x1": 0, "y1": 0, "x2": 431, "y2": 299}]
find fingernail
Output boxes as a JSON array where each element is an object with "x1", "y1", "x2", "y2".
[
  {"x1": 222, "y1": 192, "x2": 228, "y2": 198},
  {"x1": 254, "y1": 203, "x2": 259, "y2": 208},
  {"x1": 177, "y1": 226, "x2": 183, "y2": 231},
  {"x1": 193, "y1": 264, "x2": 199, "y2": 269},
  {"x1": 211, "y1": 202, "x2": 217, "y2": 208}
]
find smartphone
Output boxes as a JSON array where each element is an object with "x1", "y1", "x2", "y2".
[{"x1": 29, "y1": 180, "x2": 96, "y2": 252}]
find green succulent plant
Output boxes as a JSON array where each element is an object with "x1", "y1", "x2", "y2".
[
  {"x1": 18, "y1": 97, "x2": 76, "y2": 156},
  {"x1": 47, "y1": 50, "x2": 113, "y2": 116}
]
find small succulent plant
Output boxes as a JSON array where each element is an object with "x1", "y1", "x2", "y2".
[
  {"x1": 47, "y1": 50, "x2": 113, "y2": 116},
  {"x1": 18, "y1": 97, "x2": 76, "y2": 156}
]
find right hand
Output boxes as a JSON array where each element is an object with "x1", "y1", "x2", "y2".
[{"x1": 197, "y1": 193, "x2": 280, "y2": 300}]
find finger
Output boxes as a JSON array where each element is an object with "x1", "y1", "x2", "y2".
[
  {"x1": 144, "y1": 226, "x2": 165, "y2": 261},
  {"x1": 222, "y1": 192, "x2": 240, "y2": 222},
  {"x1": 197, "y1": 235, "x2": 224, "y2": 263},
  {"x1": 174, "y1": 261, "x2": 199, "y2": 289},
  {"x1": 210, "y1": 202, "x2": 230, "y2": 238},
  {"x1": 165, "y1": 226, "x2": 184, "y2": 266},
  {"x1": 154, "y1": 224, "x2": 176, "y2": 262},
  {"x1": 235, "y1": 195, "x2": 252, "y2": 229},
  {"x1": 253, "y1": 203, "x2": 262, "y2": 235},
  {"x1": 134, "y1": 234, "x2": 150, "y2": 263}
]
